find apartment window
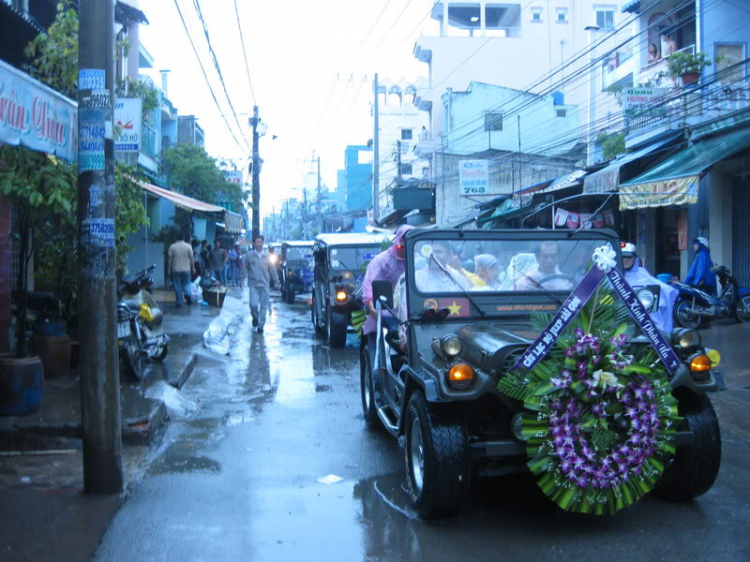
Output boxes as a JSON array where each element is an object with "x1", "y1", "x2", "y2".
[
  {"x1": 556, "y1": 109, "x2": 567, "y2": 117},
  {"x1": 596, "y1": 8, "x2": 615, "y2": 30},
  {"x1": 485, "y1": 112, "x2": 503, "y2": 131},
  {"x1": 531, "y1": 7, "x2": 543, "y2": 22},
  {"x1": 400, "y1": 163, "x2": 413, "y2": 176},
  {"x1": 447, "y1": 3, "x2": 481, "y2": 37},
  {"x1": 401, "y1": 129, "x2": 413, "y2": 141},
  {"x1": 715, "y1": 44, "x2": 745, "y2": 84},
  {"x1": 556, "y1": 8, "x2": 568, "y2": 23}
]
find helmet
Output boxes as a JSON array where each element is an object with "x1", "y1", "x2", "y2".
[
  {"x1": 694, "y1": 236, "x2": 709, "y2": 249},
  {"x1": 621, "y1": 242, "x2": 637, "y2": 257}
]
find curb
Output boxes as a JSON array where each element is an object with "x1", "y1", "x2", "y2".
[{"x1": 169, "y1": 352, "x2": 197, "y2": 390}]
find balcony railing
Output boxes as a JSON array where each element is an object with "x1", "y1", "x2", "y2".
[
  {"x1": 141, "y1": 124, "x2": 158, "y2": 159},
  {"x1": 625, "y1": 80, "x2": 750, "y2": 138}
]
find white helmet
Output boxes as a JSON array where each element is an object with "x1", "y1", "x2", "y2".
[
  {"x1": 621, "y1": 242, "x2": 637, "y2": 257},
  {"x1": 695, "y1": 236, "x2": 709, "y2": 249}
]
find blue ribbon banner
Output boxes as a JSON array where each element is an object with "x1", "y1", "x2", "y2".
[{"x1": 514, "y1": 265, "x2": 680, "y2": 374}]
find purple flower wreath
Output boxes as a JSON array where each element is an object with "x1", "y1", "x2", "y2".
[{"x1": 499, "y1": 316, "x2": 681, "y2": 514}]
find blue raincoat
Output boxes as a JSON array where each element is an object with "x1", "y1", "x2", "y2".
[{"x1": 684, "y1": 242, "x2": 717, "y2": 295}]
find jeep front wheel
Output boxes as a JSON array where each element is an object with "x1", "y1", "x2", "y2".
[
  {"x1": 404, "y1": 391, "x2": 469, "y2": 519},
  {"x1": 360, "y1": 341, "x2": 380, "y2": 430},
  {"x1": 655, "y1": 392, "x2": 721, "y2": 501}
]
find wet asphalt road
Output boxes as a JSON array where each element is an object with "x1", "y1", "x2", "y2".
[{"x1": 94, "y1": 293, "x2": 750, "y2": 562}]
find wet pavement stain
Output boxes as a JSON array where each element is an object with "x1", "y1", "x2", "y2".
[{"x1": 149, "y1": 451, "x2": 222, "y2": 475}]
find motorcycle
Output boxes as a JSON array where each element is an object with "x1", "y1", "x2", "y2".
[
  {"x1": 117, "y1": 265, "x2": 169, "y2": 380},
  {"x1": 672, "y1": 265, "x2": 741, "y2": 329}
]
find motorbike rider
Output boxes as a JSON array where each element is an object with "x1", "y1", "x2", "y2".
[
  {"x1": 622, "y1": 243, "x2": 678, "y2": 332},
  {"x1": 684, "y1": 237, "x2": 717, "y2": 295}
]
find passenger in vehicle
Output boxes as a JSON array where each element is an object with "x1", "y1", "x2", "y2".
[
  {"x1": 416, "y1": 241, "x2": 472, "y2": 292},
  {"x1": 447, "y1": 244, "x2": 482, "y2": 286},
  {"x1": 515, "y1": 241, "x2": 573, "y2": 291},
  {"x1": 473, "y1": 254, "x2": 502, "y2": 290}
]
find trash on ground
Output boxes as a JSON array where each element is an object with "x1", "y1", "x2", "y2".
[
  {"x1": 144, "y1": 381, "x2": 199, "y2": 420},
  {"x1": 316, "y1": 474, "x2": 344, "y2": 485}
]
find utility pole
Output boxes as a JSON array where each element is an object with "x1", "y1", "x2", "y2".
[
  {"x1": 396, "y1": 140, "x2": 402, "y2": 183},
  {"x1": 249, "y1": 106, "x2": 261, "y2": 238},
  {"x1": 372, "y1": 73, "x2": 380, "y2": 224},
  {"x1": 316, "y1": 155, "x2": 322, "y2": 234},
  {"x1": 302, "y1": 188, "x2": 308, "y2": 239},
  {"x1": 77, "y1": 0, "x2": 123, "y2": 495}
]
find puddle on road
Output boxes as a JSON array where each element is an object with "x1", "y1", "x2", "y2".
[{"x1": 150, "y1": 453, "x2": 222, "y2": 475}]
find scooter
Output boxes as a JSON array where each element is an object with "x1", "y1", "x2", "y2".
[
  {"x1": 672, "y1": 265, "x2": 741, "y2": 329},
  {"x1": 117, "y1": 265, "x2": 169, "y2": 380}
]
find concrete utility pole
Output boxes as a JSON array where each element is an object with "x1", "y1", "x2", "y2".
[
  {"x1": 396, "y1": 140, "x2": 402, "y2": 182},
  {"x1": 372, "y1": 73, "x2": 380, "y2": 224},
  {"x1": 249, "y1": 106, "x2": 261, "y2": 238},
  {"x1": 77, "y1": 0, "x2": 123, "y2": 495},
  {"x1": 316, "y1": 155, "x2": 322, "y2": 234}
]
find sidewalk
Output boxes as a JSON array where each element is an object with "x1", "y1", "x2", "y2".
[{"x1": 0, "y1": 289, "x2": 230, "y2": 562}]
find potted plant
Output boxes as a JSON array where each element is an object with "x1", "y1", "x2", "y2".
[{"x1": 667, "y1": 51, "x2": 712, "y2": 85}]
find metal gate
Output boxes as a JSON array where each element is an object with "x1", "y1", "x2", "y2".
[{"x1": 732, "y1": 175, "x2": 750, "y2": 286}]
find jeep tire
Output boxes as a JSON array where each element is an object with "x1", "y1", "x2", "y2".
[
  {"x1": 404, "y1": 391, "x2": 469, "y2": 519},
  {"x1": 284, "y1": 285, "x2": 296, "y2": 304},
  {"x1": 655, "y1": 392, "x2": 721, "y2": 501},
  {"x1": 327, "y1": 307, "x2": 347, "y2": 348},
  {"x1": 311, "y1": 293, "x2": 324, "y2": 335},
  {"x1": 360, "y1": 341, "x2": 380, "y2": 430}
]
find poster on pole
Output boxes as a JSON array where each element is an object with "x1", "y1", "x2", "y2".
[
  {"x1": 459, "y1": 160, "x2": 489, "y2": 196},
  {"x1": 114, "y1": 98, "x2": 142, "y2": 152}
]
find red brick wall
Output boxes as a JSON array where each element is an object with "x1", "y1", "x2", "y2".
[{"x1": 0, "y1": 194, "x2": 11, "y2": 352}]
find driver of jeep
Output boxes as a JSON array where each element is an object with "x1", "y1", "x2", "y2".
[
  {"x1": 515, "y1": 241, "x2": 574, "y2": 292},
  {"x1": 416, "y1": 241, "x2": 472, "y2": 293}
]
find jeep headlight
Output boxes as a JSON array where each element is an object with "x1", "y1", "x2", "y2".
[
  {"x1": 671, "y1": 328, "x2": 701, "y2": 350},
  {"x1": 637, "y1": 288, "x2": 656, "y2": 312},
  {"x1": 441, "y1": 335, "x2": 463, "y2": 358}
]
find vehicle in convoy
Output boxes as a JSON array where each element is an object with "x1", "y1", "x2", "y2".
[
  {"x1": 312, "y1": 233, "x2": 392, "y2": 347},
  {"x1": 280, "y1": 240, "x2": 314, "y2": 304},
  {"x1": 361, "y1": 228, "x2": 722, "y2": 519},
  {"x1": 673, "y1": 265, "x2": 742, "y2": 328},
  {"x1": 117, "y1": 265, "x2": 169, "y2": 380},
  {"x1": 268, "y1": 242, "x2": 282, "y2": 276}
]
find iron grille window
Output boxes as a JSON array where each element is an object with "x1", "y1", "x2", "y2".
[
  {"x1": 401, "y1": 129, "x2": 413, "y2": 140},
  {"x1": 556, "y1": 109, "x2": 567, "y2": 117},
  {"x1": 400, "y1": 163, "x2": 413, "y2": 176}
]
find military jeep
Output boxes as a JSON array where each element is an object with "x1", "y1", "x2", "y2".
[
  {"x1": 311, "y1": 233, "x2": 391, "y2": 347},
  {"x1": 280, "y1": 240, "x2": 314, "y2": 304},
  {"x1": 360, "y1": 228, "x2": 721, "y2": 519}
]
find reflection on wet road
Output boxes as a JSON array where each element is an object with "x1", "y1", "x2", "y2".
[{"x1": 94, "y1": 293, "x2": 750, "y2": 562}]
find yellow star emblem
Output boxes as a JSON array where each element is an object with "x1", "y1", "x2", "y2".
[{"x1": 448, "y1": 301, "x2": 463, "y2": 316}]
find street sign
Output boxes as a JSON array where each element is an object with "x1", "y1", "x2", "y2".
[
  {"x1": 114, "y1": 98, "x2": 142, "y2": 152},
  {"x1": 225, "y1": 170, "x2": 243, "y2": 186},
  {"x1": 622, "y1": 88, "x2": 668, "y2": 117}
]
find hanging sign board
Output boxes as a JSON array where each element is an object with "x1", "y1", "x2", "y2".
[
  {"x1": 114, "y1": 98, "x2": 142, "y2": 152},
  {"x1": 459, "y1": 160, "x2": 489, "y2": 195},
  {"x1": 622, "y1": 88, "x2": 668, "y2": 117}
]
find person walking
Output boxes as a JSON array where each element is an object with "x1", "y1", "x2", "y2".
[
  {"x1": 244, "y1": 234, "x2": 279, "y2": 333},
  {"x1": 167, "y1": 231, "x2": 196, "y2": 307},
  {"x1": 210, "y1": 240, "x2": 228, "y2": 286}
]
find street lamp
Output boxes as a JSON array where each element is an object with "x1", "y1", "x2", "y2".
[{"x1": 585, "y1": 24, "x2": 601, "y2": 167}]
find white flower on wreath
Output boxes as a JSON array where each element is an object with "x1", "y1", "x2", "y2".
[
  {"x1": 593, "y1": 370, "x2": 620, "y2": 390},
  {"x1": 592, "y1": 245, "x2": 617, "y2": 273}
]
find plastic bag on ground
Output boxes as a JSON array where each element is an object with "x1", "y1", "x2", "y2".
[
  {"x1": 144, "y1": 381, "x2": 198, "y2": 420},
  {"x1": 202, "y1": 294, "x2": 245, "y2": 355}
]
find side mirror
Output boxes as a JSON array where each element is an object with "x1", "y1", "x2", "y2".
[{"x1": 372, "y1": 280, "x2": 394, "y2": 309}]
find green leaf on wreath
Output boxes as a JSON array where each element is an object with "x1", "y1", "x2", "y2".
[{"x1": 592, "y1": 425, "x2": 616, "y2": 451}]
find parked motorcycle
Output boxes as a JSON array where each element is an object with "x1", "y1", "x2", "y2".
[
  {"x1": 117, "y1": 265, "x2": 169, "y2": 380},
  {"x1": 672, "y1": 265, "x2": 741, "y2": 329}
]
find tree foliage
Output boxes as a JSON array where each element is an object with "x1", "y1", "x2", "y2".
[
  {"x1": 24, "y1": 2, "x2": 78, "y2": 98},
  {"x1": 162, "y1": 144, "x2": 244, "y2": 210}
]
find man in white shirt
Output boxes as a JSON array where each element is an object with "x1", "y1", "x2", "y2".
[{"x1": 167, "y1": 232, "x2": 196, "y2": 307}]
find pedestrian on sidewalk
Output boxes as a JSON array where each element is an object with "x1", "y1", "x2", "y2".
[
  {"x1": 244, "y1": 234, "x2": 279, "y2": 333},
  {"x1": 210, "y1": 240, "x2": 229, "y2": 286},
  {"x1": 168, "y1": 231, "x2": 196, "y2": 307}
]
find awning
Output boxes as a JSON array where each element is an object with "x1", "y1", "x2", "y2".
[
  {"x1": 584, "y1": 135, "x2": 681, "y2": 194},
  {"x1": 137, "y1": 179, "x2": 225, "y2": 213},
  {"x1": 538, "y1": 169, "x2": 587, "y2": 194},
  {"x1": 619, "y1": 127, "x2": 750, "y2": 210},
  {"x1": 224, "y1": 211, "x2": 243, "y2": 234}
]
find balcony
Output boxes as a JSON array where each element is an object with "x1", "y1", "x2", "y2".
[
  {"x1": 414, "y1": 130, "x2": 443, "y2": 157},
  {"x1": 602, "y1": 48, "x2": 636, "y2": 91},
  {"x1": 141, "y1": 124, "x2": 158, "y2": 159},
  {"x1": 624, "y1": 79, "x2": 750, "y2": 148}
]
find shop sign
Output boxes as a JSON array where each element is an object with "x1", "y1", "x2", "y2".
[
  {"x1": 622, "y1": 88, "x2": 668, "y2": 117},
  {"x1": 459, "y1": 160, "x2": 489, "y2": 195},
  {"x1": 0, "y1": 59, "x2": 77, "y2": 162},
  {"x1": 225, "y1": 170, "x2": 243, "y2": 186},
  {"x1": 619, "y1": 176, "x2": 699, "y2": 210},
  {"x1": 114, "y1": 98, "x2": 142, "y2": 152},
  {"x1": 584, "y1": 165, "x2": 621, "y2": 193}
]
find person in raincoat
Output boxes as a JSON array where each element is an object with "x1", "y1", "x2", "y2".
[
  {"x1": 622, "y1": 243, "x2": 678, "y2": 332},
  {"x1": 684, "y1": 237, "x2": 717, "y2": 295},
  {"x1": 473, "y1": 254, "x2": 502, "y2": 290}
]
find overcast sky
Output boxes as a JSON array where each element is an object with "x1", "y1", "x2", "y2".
[{"x1": 139, "y1": 0, "x2": 436, "y2": 218}]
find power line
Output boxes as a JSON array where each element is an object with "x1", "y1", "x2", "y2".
[
  {"x1": 233, "y1": 0, "x2": 257, "y2": 106},
  {"x1": 192, "y1": 0, "x2": 251, "y2": 149},
  {"x1": 172, "y1": 0, "x2": 246, "y2": 152}
]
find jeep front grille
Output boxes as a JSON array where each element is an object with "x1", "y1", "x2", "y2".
[{"x1": 501, "y1": 349, "x2": 526, "y2": 375}]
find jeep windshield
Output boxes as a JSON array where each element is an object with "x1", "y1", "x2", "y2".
[
  {"x1": 329, "y1": 245, "x2": 382, "y2": 272},
  {"x1": 286, "y1": 247, "x2": 312, "y2": 263},
  {"x1": 412, "y1": 237, "x2": 613, "y2": 295}
]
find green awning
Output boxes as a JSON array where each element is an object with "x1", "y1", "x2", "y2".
[{"x1": 619, "y1": 127, "x2": 750, "y2": 210}]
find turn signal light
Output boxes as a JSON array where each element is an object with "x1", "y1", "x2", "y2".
[
  {"x1": 448, "y1": 363, "x2": 474, "y2": 390},
  {"x1": 335, "y1": 291, "x2": 347, "y2": 302},
  {"x1": 690, "y1": 354, "x2": 712, "y2": 372},
  {"x1": 706, "y1": 348, "x2": 721, "y2": 367}
]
